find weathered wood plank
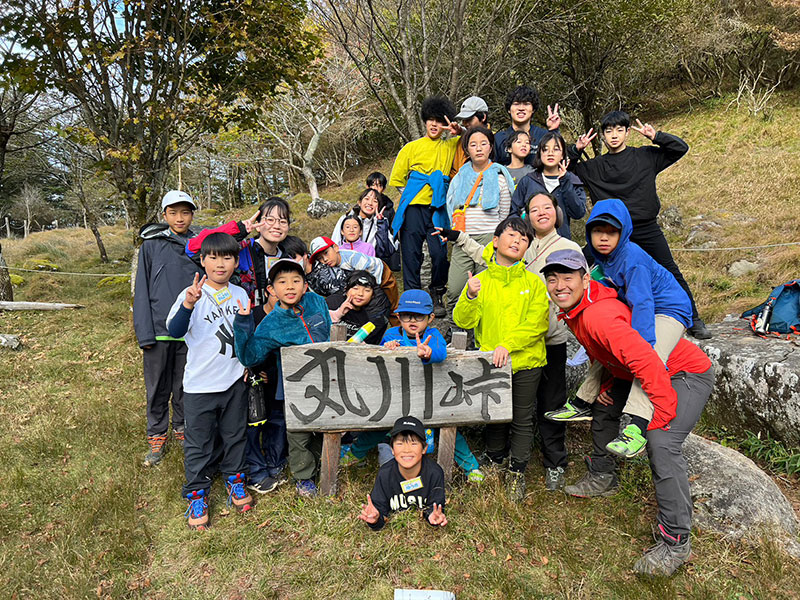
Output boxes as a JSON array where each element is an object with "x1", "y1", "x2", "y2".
[
  {"x1": 436, "y1": 330, "x2": 469, "y2": 482},
  {"x1": 319, "y1": 432, "x2": 341, "y2": 496},
  {"x1": 0, "y1": 301, "x2": 84, "y2": 311},
  {"x1": 282, "y1": 342, "x2": 512, "y2": 432}
]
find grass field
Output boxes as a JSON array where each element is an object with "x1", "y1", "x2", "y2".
[{"x1": 1, "y1": 93, "x2": 800, "y2": 599}]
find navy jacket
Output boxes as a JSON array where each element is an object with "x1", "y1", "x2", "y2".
[
  {"x1": 133, "y1": 223, "x2": 202, "y2": 348},
  {"x1": 587, "y1": 199, "x2": 692, "y2": 346},
  {"x1": 509, "y1": 170, "x2": 586, "y2": 239}
]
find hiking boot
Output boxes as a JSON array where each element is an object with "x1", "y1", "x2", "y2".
[
  {"x1": 184, "y1": 490, "x2": 209, "y2": 530},
  {"x1": 467, "y1": 469, "x2": 485, "y2": 483},
  {"x1": 429, "y1": 286, "x2": 447, "y2": 318},
  {"x1": 173, "y1": 426, "x2": 185, "y2": 448},
  {"x1": 545, "y1": 401, "x2": 592, "y2": 423},
  {"x1": 477, "y1": 452, "x2": 507, "y2": 470},
  {"x1": 565, "y1": 458, "x2": 618, "y2": 498},
  {"x1": 545, "y1": 466, "x2": 566, "y2": 491},
  {"x1": 296, "y1": 479, "x2": 318, "y2": 498},
  {"x1": 339, "y1": 449, "x2": 364, "y2": 468},
  {"x1": 225, "y1": 473, "x2": 253, "y2": 512},
  {"x1": 506, "y1": 470, "x2": 526, "y2": 502},
  {"x1": 606, "y1": 414, "x2": 647, "y2": 459},
  {"x1": 143, "y1": 434, "x2": 167, "y2": 467},
  {"x1": 687, "y1": 318, "x2": 712, "y2": 340},
  {"x1": 633, "y1": 525, "x2": 692, "y2": 577},
  {"x1": 248, "y1": 473, "x2": 287, "y2": 494}
]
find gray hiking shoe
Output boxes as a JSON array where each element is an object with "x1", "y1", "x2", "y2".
[
  {"x1": 633, "y1": 526, "x2": 691, "y2": 577},
  {"x1": 545, "y1": 466, "x2": 565, "y2": 491},
  {"x1": 143, "y1": 434, "x2": 167, "y2": 467},
  {"x1": 564, "y1": 458, "x2": 618, "y2": 498},
  {"x1": 506, "y1": 470, "x2": 526, "y2": 502}
]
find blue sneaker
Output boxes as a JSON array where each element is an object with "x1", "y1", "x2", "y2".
[
  {"x1": 225, "y1": 473, "x2": 253, "y2": 512},
  {"x1": 296, "y1": 479, "x2": 318, "y2": 497},
  {"x1": 184, "y1": 489, "x2": 209, "y2": 530}
]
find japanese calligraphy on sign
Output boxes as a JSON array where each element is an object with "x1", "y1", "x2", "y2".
[{"x1": 282, "y1": 342, "x2": 513, "y2": 432}]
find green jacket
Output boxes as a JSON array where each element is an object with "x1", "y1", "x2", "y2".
[{"x1": 453, "y1": 243, "x2": 549, "y2": 372}]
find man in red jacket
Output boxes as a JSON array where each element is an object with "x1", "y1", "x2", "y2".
[{"x1": 541, "y1": 248, "x2": 715, "y2": 577}]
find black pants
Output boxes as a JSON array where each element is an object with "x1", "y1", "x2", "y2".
[
  {"x1": 182, "y1": 379, "x2": 248, "y2": 496},
  {"x1": 142, "y1": 340, "x2": 186, "y2": 437},
  {"x1": 630, "y1": 220, "x2": 699, "y2": 321},
  {"x1": 536, "y1": 343, "x2": 568, "y2": 469},
  {"x1": 399, "y1": 204, "x2": 449, "y2": 291},
  {"x1": 485, "y1": 367, "x2": 543, "y2": 471},
  {"x1": 589, "y1": 378, "x2": 632, "y2": 474}
]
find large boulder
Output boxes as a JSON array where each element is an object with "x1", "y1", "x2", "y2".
[
  {"x1": 307, "y1": 197, "x2": 349, "y2": 219},
  {"x1": 685, "y1": 433, "x2": 800, "y2": 558},
  {"x1": 694, "y1": 320, "x2": 800, "y2": 446}
]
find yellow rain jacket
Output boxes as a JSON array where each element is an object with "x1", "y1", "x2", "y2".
[{"x1": 453, "y1": 242, "x2": 549, "y2": 373}]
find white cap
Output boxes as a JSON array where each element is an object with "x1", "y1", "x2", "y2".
[
  {"x1": 455, "y1": 96, "x2": 489, "y2": 120},
  {"x1": 161, "y1": 190, "x2": 196, "y2": 211}
]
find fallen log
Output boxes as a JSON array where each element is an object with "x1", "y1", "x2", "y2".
[{"x1": 0, "y1": 301, "x2": 84, "y2": 311}]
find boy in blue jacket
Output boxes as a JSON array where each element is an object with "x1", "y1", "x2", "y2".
[
  {"x1": 233, "y1": 258, "x2": 332, "y2": 497},
  {"x1": 340, "y1": 290, "x2": 484, "y2": 482},
  {"x1": 546, "y1": 199, "x2": 692, "y2": 458}
]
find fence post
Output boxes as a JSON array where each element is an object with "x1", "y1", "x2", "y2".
[
  {"x1": 319, "y1": 323, "x2": 348, "y2": 496},
  {"x1": 437, "y1": 330, "x2": 467, "y2": 483}
]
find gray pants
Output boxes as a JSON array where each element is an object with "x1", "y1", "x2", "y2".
[
  {"x1": 444, "y1": 232, "x2": 493, "y2": 310},
  {"x1": 287, "y1": 431, "x2": 323, "y2": 481},
  {"x1": 143, "y1": 341, "x2": 186, "y2": 436},
  {"x1": 590, "y1": 367, "x2": 714, "y2": 538}
]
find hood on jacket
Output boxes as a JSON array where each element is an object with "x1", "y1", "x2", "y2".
[
  {"x1": 585, "y1": 198, "x2": 632, "y2": 264},
  {"x1": 481, "y1": 241, "x2": 528, "y2": 284},
  {"x1": 139, "y1": 222, "x2": 195, "y2": 243}
]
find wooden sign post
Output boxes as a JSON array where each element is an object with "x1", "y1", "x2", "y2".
[{"x1": 282, "y1": 332, "x2": 512, "y2": 495}]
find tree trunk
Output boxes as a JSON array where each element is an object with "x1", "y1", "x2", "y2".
[
  {"x1": 302, "y1": 164, "x2": 320, "y2": 200},
  {"x1": 0, "y1": 242, "x2": 13, "y2": 302}
]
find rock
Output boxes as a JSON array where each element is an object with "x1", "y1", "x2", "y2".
[
  {"x1": 0, "y1": 334, "x2": 21, "y2": 350},
  {"x1": 306, "y1": 197, "x2": 349, "y2": 219},
  {"x1": 695, "y1": 321, "x2": 800, "y2": 446},
  {"x1": 684, "y1": 433, "x2": 800, "y2": 558},
  {"x1": 657, "y1": 205, "x2": 683, "y2": 231},
  {"x1": 685, "y1": 220, "x2": 721, "y2": 247},
  {"x1": 23, "y1": 258, "x2": 60, "y2": 272},
  {"x1": 728, "y1": 259, "x2": 760, "y2": 277}
]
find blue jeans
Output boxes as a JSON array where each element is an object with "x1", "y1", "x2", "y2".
[{"x1": 245, "y1": 403, "x2": 288, "y2": 482}]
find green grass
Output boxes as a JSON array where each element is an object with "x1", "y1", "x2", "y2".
[{"x1": 2, "y1": 95, "x2": 800, "y2": 598}]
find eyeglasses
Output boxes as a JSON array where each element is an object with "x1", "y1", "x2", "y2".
[
  {"x1": 398, "y1": 313, "x2": 428, "y2": 322},
  {"x1": 261, "y1": 217, "x2": 289, "y2": 227}
]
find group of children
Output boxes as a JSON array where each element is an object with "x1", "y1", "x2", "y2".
[{"x1": 132, "y1": 83, "x2": 717, "y2": 577}]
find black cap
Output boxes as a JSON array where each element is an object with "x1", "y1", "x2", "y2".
[
  {"x1": 389, "y1": 416, "x2": 426, "y2": 441},
  {"x1": 588, "y1": 214, "x2": 622, "y2": 230},
  {"x1": 345, "y1": 270, "x2": 377, "y2": 291}
]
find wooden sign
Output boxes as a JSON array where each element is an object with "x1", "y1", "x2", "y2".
[{"x1": 282, "y1": 342, "x2": 513, "y2": 433}]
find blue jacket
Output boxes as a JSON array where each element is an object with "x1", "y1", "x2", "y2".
[
  {"x1": 587, "y1": 199, "x2": 692, "y2": 346},
  {"x1": 380, "y1": 325, "x2": 447, "y2": 365},
  {"x1": 510, "y1": 170, "x2": 586, "y2": 240},
  {"x1": 392, "y1": 170, "x2": 450, "y2": 234},
  {"x1": 233, "y1": 290, "x2": 332, "y2": 368}
]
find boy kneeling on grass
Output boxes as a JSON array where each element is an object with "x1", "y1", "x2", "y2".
[
  {"x1": 234, "y1": 258, "x2": 332, "y2": 498},
  {"x1": 358, "y1": 416, "x2": 447, "y2": 530},
  {"x1": 165, "y1": 232, "x2": 253, "y2": 530},
  {"x1": 340, "y1": 289, "x2": 484, "y2": 483}
]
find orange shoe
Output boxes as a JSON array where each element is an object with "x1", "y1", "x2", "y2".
[
  {"x1": 226, "y1": 473, "x2": 253, "y2": 512},
  {"x1": 184, "y1": 490, "x2": 209, "y2": 530},
  {"x1": 143, "y1": 434, "x2": 167, "y2": 467}
]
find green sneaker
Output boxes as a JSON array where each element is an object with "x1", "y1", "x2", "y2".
[
  {"x1": 606, "y1": 416, "x2": 647, "y2": 458},
  {"x1": 339, "y1": 449, "x2": 364, "y2": 468},
  {"x1": 544, "y1": 401, "x2": 592, "y2": 423},
  {"x1": 467, "y1": 469, "x2": 485, "y2": 483},
  {"x1": 506, "y1": 470, "x2": 526, "y2": 502}
]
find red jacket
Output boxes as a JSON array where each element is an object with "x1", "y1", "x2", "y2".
[{"x1": 560, "y1": 280, "x2": 711, "y2": 430}]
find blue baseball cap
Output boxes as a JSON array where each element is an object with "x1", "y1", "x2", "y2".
[{"x1": 396, "y1": 289, "x2": 433, "y2": 315}]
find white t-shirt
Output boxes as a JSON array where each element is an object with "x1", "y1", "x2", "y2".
[
  {"x1": 166, "y1": 283, "x2": 248, "y2": 394},
  {"x1": 543, "y1": 175, "x2": 560, "y2": 194}
]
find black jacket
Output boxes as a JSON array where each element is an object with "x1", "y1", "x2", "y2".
[
  {"x1": 133, "y1": 223, "x2": 202, "y2": 347},
  {"x1": 368, "y1": 456, "x2": 446, "y2": 530}
]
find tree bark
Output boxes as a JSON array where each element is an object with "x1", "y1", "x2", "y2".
[{"x1": 0, "y1": 242, "x2": 13, "y2": 302}]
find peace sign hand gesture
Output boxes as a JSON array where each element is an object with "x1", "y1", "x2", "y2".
[
  {"x1": 632, "y1": 118, "x2": 656, "y2": 141},
  {"x1": 427, "y1": 503, "x2": 447, "y2": 527},
  {"x1": 241, "y1": 209, "x2": 261, "y2": 233},
  {"x1": 416, "y1": 333, "x2": 433, "y2": 360},
  {"x1": 546, "y1": 104, "x2": 561, "y2": 130},
  {"x1": 443, "y1": 115, "x2": 464, "y2": 137},
  {"x1": 376, "y1": 206, "x2": 386, "y2": 221},
  {"x1": 557, "y1": 158, "x2": 570, "y2": 179},
  {"x1": 236, "y1": 298, "x2": 252, "y2": 316},
  {"x1": 183, "y1": 273, "x2": 207, "y2": 309},
  {"x1": 575, "y1": 128, "x2": 598, "y2": 151},
  {"x1": 357, "y1": 494, "x2": 380, "y2": 525}
]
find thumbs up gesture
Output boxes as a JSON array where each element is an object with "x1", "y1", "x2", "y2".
[
  {"x1": 357, "y1": 494, "x2": 380, "y2": 525},
  {"x1": 416, "y1": 333, "x2": 433, "y2": 360},
  {"x1": 427, "y1": 502, "x2": 448, "y2": 527},
  {"x1": 466, "y1": 271, "x2": 481, "y2": 299}
]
